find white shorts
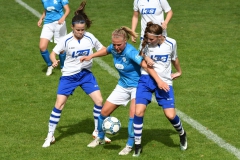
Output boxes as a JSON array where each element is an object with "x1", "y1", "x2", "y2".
[
  {"x1": 107, "y1": 85, "x2": 137, "y2": 106},
  {"x1": 40, "y1": 21, "x2": 67, "y2": 44}
]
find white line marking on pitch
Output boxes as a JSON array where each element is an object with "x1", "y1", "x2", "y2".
[{"x1": 15, "y1": 0, "x2": 240, "y2": 159}]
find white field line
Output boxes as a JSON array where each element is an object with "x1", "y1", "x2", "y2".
[{"x1": 15, "y1": 0, "x2": 240, "y2": 159}]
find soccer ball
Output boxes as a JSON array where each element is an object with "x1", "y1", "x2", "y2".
[{"x1": 102, "y1": 116, "x2": 121, "y2": 135}]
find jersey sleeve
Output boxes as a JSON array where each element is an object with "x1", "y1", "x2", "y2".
[
  {"x1": 171, "y1": 40, "x2": 178, "y2": 61},
  {"x1": 61, "y1": 0, "x2": 69, "y2": 6},
  {"x1": 106, "y1": 45, "x2": 113, "y2": 54},
  {"x1": 92, "y1": 36, "x2": 104, "y2": 51},
  {"x1": 127, "y1": 48, "x2": 143, "y2": 65},
  {"x1": 133, "y1": 0, "x2": 139, "y2": 11},
  {"x1": 160, "y1": 0, "x2": 172, "y2": 13},
  {"x1": 53, "y1": 37, "x2": 65, "y2": 55}
]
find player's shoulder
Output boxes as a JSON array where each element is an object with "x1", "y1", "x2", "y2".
[
  {"x1": 165, "y1": 37, "x2": 176, "y2": 45},
  {"x1": 83, "y1": 32, "x2": 96, "y2": 38}
]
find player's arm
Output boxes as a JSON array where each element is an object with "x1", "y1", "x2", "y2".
[
  {"x1": 50, "y1": 51, "x2": 60, "y2": 68},
  {"x1": 140, "y1": 60, "x2": 170, "y2": 92},
  {"x1": 161, "y1": 10, "x2": 173, "y2": 30},
  {"x1": 131, "y1": 11, "x2": 139, "y2": 43},
  {"x1": 58, "y1": 4, "x2": 70, "y2": 24},
  {"x1": 80, "y1": 47, "x2": 107, "y2": 62},
  {"x1": 171, "y1": 58, "x2": 182, "y2": 80},
  {"x1": 37, "y1": 11, "x2": 46, "y2": 27}
]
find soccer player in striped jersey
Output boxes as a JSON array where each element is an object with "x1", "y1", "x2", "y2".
[
  {"x1": 133, "y1": 22, "x2": 187, "y2": 157},
  {"x1": 38, "y1": 0, "x2": 70, "y2": 76},
  {"x1": 131, "y1": 0, "x2": 173, "y2": 48},
  {"x1": 82, "y1": 26, "x2": 165, "y2": 155},
  {"x1": 42, "y1": 1, "x2": 110, "y2": 148}
]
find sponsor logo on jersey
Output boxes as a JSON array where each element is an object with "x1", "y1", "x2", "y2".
[
  {"x1": 115, "y1": 64, "x2": 124, "y2": 70},
  {"x1": 151, "y1": 55, "x2": 168, "y2": 62},
  {"x1": 141, "y1": 8, "x2": 156, "y2": 14},
  {"x1": 53, "y1": 0, "x2": 58, "y2": 4},
  {"x1": 71, "y1": 49, "x2": 90, "y2": 58},
  {"x1": 46, "y1": 6, "x2": 55, "y2": 11}
]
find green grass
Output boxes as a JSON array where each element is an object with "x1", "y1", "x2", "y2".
[{"x1": 0, "y1": 0, "x2": 240, "y2": 159}]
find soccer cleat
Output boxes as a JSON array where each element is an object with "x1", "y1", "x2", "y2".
[
  {"x1": 87, "y1": 137, "x2": 105, "y2": 148},
  {"x1": 180, "y1": 131, "x2": 187, "y2": 150},
  {"x1": 132, "y1": 144, "x2": 142, "y2": 157},
  {"x1": 92, "y1": 130, "x2": 111, "y2": 143},
  {"x1": 42, "y1": 136, "x2": 55, "y2": 148},
  {"x1": 119, "y1": 145, "x2": 132, "y2": 155},
  {"x1": 46, "y1": 66, "x2": 54, "y2": 76}
]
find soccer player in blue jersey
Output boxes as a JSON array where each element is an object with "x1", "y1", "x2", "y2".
[
  {"x1": 132, "y1": 22, "x2": 187, "y2": 157},
  {"x1": 38, "y1": 0, "x2": 70, "y2": 76},
  {"x1": 131, "y1": 0, "x2": 173, "y2": 48},
  {"x1": 81, "y1": 26, "x2": 167, "y2": 155},
  {"x1": 42, "y1": 1, "x2": 111, "y2": 148}
]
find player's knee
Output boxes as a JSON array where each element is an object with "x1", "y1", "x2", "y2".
[
  {"x1": 135, "y1": 109, "x2": 145, "y2": 117},
  {"x1": 94, "y1": 97, "x2": 103, "y2": 106},
  {"x1": 165, "y1": 113, "x2": 176, "y2": 120}
]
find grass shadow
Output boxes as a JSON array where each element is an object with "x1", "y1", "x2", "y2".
[{"x1": 55, "y1": 118, "x2": 93, "y2": 142}]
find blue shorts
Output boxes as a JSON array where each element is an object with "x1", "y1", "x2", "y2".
[
  {"x1": 57, "y1": 69, "x2": 100, "y2": 95},
  {"x1": 136, "y1": 75, "x2": 175, "y2": 109}
]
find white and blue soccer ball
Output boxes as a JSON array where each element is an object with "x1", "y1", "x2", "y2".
[{"x1": 102, "y1": 116, "x2": 121, "y2": 135}]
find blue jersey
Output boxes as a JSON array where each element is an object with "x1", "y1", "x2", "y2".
[
  {"x1": 41, "y1": 0, "x2": 69, "y2": 24},
  {"x1": 107, "y1": 43, "x2": 143, "y2": 88}
]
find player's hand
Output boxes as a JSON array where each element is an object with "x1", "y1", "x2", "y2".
[
  {"x1": 80, "y1": 56, "x2": 92, "y2": 62},
  {"x1": 52, "y1": 60, "x2": 60, "y2": 68},
  {"x1": 131, "y1": 36, "x2": 136, "y2": 43},
  {"x1": 37, "y1": 19, "x2": 42, "y2": 27},
  {"x1": 161, "y1": 22, "x2": 167, "y2": 30},
  {"x1": 58, "y1": 18, "x2": 65, "y2": 24},
  {"x1": 171, "y1": 72, "x2": 181, "y2": 80},
  {"x1": 157, "y1": 81, "x2": 170, "y2": 92},
  {"x1": 145, "y1": 56, "x2": 154, "y2": 66}
]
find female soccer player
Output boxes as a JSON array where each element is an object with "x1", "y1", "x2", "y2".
[
  {"x1": 38, "y1": 0, "x2": 70, "y2": 76},
  {"x1": 131, "y1": 0, "x2": 173, "y2": 47},
  {"x1": 82, "y1": 26, "x2": 168, "y2": 155},
  {"x1": 42, "y1": 1, "x2": 110, "y2": 148},
  {"x1": 132, "y1": 22, "x2": 187, "y2": 157}
]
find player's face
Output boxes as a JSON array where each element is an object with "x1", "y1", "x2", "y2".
[
  {"x1": 147, "y1": 33, "x2": 161, "y2": 47},
  {"x1": 112, "y1": 37, "x2": 126, "y2": 53},
  {"x1": 71, "y1": 23, "x2": 85, "y2": 39}
]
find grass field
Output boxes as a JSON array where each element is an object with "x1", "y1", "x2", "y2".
[{"x1": 1, "y1": 0, "x2": 240, "y2": 159}]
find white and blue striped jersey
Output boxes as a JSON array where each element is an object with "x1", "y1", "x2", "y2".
[
  {"x1": 133, "y1": 0, "x2": 171, "y2": 37},
  {"x1": 107, "y1": 43, "x2": 143, "y2": 88},
  {"x1": 141, "y1": 37, "x2": 177, "y2": 86},
  {"x1": 41, "y1": 0, "x2": 69, "y2": 24},
  {"x1": 53, "y1": 31, "x2": 104, "y2": 76}
]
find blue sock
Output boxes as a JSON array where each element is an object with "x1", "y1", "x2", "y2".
[
  {"x1": 48, "y1": 107, "x2": 62, "y2": 136},
  {"x1": 59, "y1": 52, "x2": 66, "y2": 69},
  {"x1": 133, "y1": 115, "x2": 143, "y2": 145},
  {"x1": 40, "y1": 50, "x2": 52, "y2": 66},
  {"x1": 169, "y1": 115, "x2": 184, "y2": 135},
  {"x1": 127, "y1": 117, "x2": 134, "y2": 147},
  {"x1": 97, "y1": 114, "x2": 107, "y2": 140},
  {"x1": 93, "y1": 104, "x2": 102, "y2": 131}
]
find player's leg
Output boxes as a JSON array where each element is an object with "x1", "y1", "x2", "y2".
[
  {"x1": 42, "y1": 95, "x2": 68, "y2": 148},
  {"x1": 156, "y1": 86, "x2": 187, "y2": 150},
  {"x1": 39, "y1": 24, "x2": 54, "y2": 76},
  {"x1": 164, "y1": 108, "x2": 187, "y2": 150},
  {"x1": 54, "y1": 21, "x2": 67, "y2": 69},
  {"x1": 79, "y1": 70, "x2": 111, "y2": 143},
  {"x1": 132, "y1": 75, "x2": 153, "y2": 157},
  {"x1": 119, "y1": 88, "x2": 136, "y2": 155},
  {"x1": 133, "y1": 103, "x2": 146, "y2": 157},
  {"x1": 42, "y1": 75, "x2": 75, "y2": 148}
]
